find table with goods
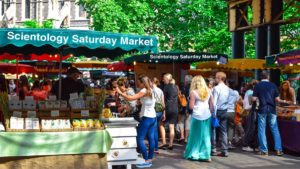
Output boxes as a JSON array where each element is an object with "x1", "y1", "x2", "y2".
[
  {"x1": 0, "y1": 89, "x2": 116, "y2": 169},
  {"x1": 271, "y1": 106, "x2": 300, "y2": 154}
]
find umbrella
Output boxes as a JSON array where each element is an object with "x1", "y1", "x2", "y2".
[
  {"x1": 196, "y1": 59, "x2": 275, "y2": 70},
  {"x1": 0, "y1": 62, "x2": 36, "y2": 74},
  {"x1": 107, "y1": 61, "x2": 134, "y2": 71},
  {"x1": 72, "y1": 60, "x2": 111, "y2": 69},
  {"x1": 19, "y1": 60, "x2": 71, "y2": 74}
]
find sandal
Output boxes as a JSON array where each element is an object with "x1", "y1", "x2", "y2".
[{"x1": 158, "y1": 144, "x2": 167, "y2": 150}]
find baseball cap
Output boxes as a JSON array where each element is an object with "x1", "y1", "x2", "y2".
[{"x1": 67, "y1": 67, "x2": 82, "y2": 75}]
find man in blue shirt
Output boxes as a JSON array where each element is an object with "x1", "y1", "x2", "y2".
[
  {"x1": 212, "y1": 72, "x2": 230, "y2": 157},
  {"x1": 252, "y1": 71, "x2": 287, "y2": 156}
]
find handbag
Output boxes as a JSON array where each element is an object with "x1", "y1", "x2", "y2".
[
  {"x1": 211, "y1": 116, "x2": 220, "y2": 128},
  {"x1": 178, "y1": 93, "x2": 187, "y2": 107},
  {"x1": 153, "y1": 90, "x2": 165, "y2": 112},
  {"x1": 155, "y1": 102, "x2": 164, "y2": 112}
]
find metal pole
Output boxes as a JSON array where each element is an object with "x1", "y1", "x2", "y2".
[{"x1": 58, "y1": 48, "x2": 63, "y2": 100}]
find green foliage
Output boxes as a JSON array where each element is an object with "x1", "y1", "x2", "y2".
[
  {"x1": 78, "y1": 0, "x2": 299, "y2": 60},
  {"x1": 22, "y1": 19, "x2": 54, "y2": 28}
]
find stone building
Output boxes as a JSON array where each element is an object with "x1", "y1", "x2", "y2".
[{"x1": 0, "y1": 0, "x2": 91, "y2": 29}]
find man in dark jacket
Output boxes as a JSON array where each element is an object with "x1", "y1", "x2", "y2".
[{"x1": 51, "y1": 67, "x2": 85, "y2": 100}]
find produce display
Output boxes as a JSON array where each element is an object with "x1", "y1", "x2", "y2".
[
  {"x1": 72, "y1": 119, "x2": 104, "y2": 129},
  {"x1": 100, "y1": 108, "x2": 113, "y2": 118}
]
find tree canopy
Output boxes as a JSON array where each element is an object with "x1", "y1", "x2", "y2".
[{"x1": 77, "y1": 1, "x2": 300, "y2": 58}]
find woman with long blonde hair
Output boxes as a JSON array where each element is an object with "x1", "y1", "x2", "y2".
[
  {"x1": 184, "y1": 75, "x2": 213, "y2": 162},
  {"x1": 116, "y1": 75, "x2": 156, "y2": 168}
]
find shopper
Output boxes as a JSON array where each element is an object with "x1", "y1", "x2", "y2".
[
  {"x1": 184, "y1": 75, "x2": 213, "y2": 162},
  {"x1": 152, "y1": 77, "x2": 165, "y2": 154},
  {"x1": 18, "y1": 75, "x2": 30, "y2": 100},
  {"x1": 116, "y1": 75, "x2": 156, "y2": 168},
  {"x1": 211, "y1": 72, "x2": 230, "y2": 157},
  {"x1": 116, "y1": 77, "x2": 137, "y2": 117},
  {"x1": 226, "y1": 80, "x2": 240, "y2": 149},
  {"x1": 252, "y1": 71, "x2": 287, "y2": 156},
  {"x1": 159, "y1": 73, "x2": 178, "y2": 150}
]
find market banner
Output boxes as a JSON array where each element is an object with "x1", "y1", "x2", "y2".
[
  {"x1": 0, "y1": 130, "x2": 112, "y2": 157},
  {"x1": 0, "y1": 28, "x2": 158, "y2": 58},
  {"x1": 124, "y1": 52, "x2": 228, "y2": 64}
]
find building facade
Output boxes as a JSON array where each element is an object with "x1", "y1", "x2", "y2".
[{"x1": 0, "y1": 0, "x2": 91, "y2": 29}]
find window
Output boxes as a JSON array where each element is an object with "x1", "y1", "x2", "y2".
[
  {"x1": 25, "y1": 0, "x2": 30, "y2": 19},
  {"x1": 1, "y1": 1, "x2": 4, "y2": 15},
  {"x1": 59, "y1": 0, "x2": 64, "y2": 10},
  {"x1": 79, "y1": 4, "x2": 86, "y2": 18}
]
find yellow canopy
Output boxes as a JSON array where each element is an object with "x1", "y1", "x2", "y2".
[
  {"x1": 188, "y1": 69, "x2": 254, "y2": 78},
  {"x1": 72, "y1": 60, "x2": 112, "y2": 68},
  {"x1": 196, "y1": 58, "x2": 271, "y2": 70}
]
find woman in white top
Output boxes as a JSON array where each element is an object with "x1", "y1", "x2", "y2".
[
  {"x1": 184, "y1": 75, "x2": 213, "y2": 162},
  {"x1": 116, "y1": 75, "x2": 156, "y2": 168}
]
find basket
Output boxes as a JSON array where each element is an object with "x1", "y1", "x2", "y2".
[
  {"x1": 73, "y1": 127, "x2": 105, "y2": 131},
  {"x1": 41, "y1": 128, "x2": 73, "y2": 132},
  {"x1": 6, "y1": 128, "x2": 40, "y2": 132}
]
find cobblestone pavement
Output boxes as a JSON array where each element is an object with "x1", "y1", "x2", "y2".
[{"x1": 149, "y1": 143, "x2": 300, "y2": 169}]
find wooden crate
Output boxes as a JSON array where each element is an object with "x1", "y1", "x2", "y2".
[
  {"x1": 6, "y1": 128, "x2": 40, "y2": 132},
  {"x1": 70, "y1": 109, "x2": 99, "y2": 119},
  {"x1": 38, "y1": 108, "x2": 70, "y2": 118}
]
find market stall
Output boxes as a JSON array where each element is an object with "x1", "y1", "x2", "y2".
[
  {"x1": 124, "y1": 52, "x2": 228, "y2": 83},
  {"x1": 0, "y1": 28, "x2": 158, "y2": 168},
  {"x1": 268, "y1": 106, "x2": 300, "y2": 154}
]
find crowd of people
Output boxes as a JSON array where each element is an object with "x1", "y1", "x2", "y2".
[
  {"x1": 108, "y1": 71, "x2": 293, "y2": 168},
  {"x1": 0, "y1": 67, "x2": 296, "y2": 168}
]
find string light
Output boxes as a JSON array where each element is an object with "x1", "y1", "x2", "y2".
[
  {"x1": 289, "y1": 63, "x2": 293, "y2": 67},
  {"x1": 133, "y1": 61, "x2": 136, "y2": 65},
  {"x1": 216, "y1": 61, "x2": 220, "y2": 65}
]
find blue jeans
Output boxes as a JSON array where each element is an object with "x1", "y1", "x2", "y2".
[
  {"x1": 137, "y1": 116, "x2": 156, "y2": 160},
  {"x1": 154, "y1": 112, "x2": 163, "y2": 151},
  {"x1": 258, "y1": 112, "x2": 282, "y2": 152},
  {"x1": 211, "y1": 110, "x2": 228, "y2": 154}
]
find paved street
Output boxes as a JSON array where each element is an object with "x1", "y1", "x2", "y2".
[{"x1": 149, "y1": 143, "x2": 300, "y2": 169}]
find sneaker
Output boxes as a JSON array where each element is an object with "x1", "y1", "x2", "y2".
[
  {"x1": 254, "y1": 148, "x2": 260, "y2": 152},
  {"x1": 276, "y1": 151, "x2": 284, "y2": 156},
  {"x1": 258, "y1": 151, "x2": 268, "y2": 156},
  {"x1": 228, "y1": 143, "x2": 236, "y2": 149},
  {"x1": 136, "y1": 162, "x2": 152, "y2": 168},
  {"x1": 242, "y1": 146, "x2": 254, "y2": 152}
]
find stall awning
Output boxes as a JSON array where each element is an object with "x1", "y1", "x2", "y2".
[
  {"x1": 72, "y1": 60, "x2": 111, "y2": 69},
  {"x1": 0, "y1": 28, "x2": 158, "y2": 58},
  {"x1": 196, "y1": 58, "x2": 274, "y2": 70},
  {"x1": 0, "y1": 62, "x2": 36, "y2": 74},
  {"x1": 124, "y1": 52, "x2": 228, "y2": 64},
  {"x1": 266, "y1": 49, "x2": 300, "y2": 66}
]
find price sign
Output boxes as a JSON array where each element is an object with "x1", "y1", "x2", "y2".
[
  {"x1": 70, "y1": 93, "x2": 79, "y2": 100},
  {"x1": 81, "y1": 110, "x2": 89, "y2": 117},
  {"x1": 27, "y1": 111, "x2": 37, "y2": 118},
  {"x1": 51, "y1": 110, "x2": 60, "y2": 117},
  {"x1": 25, "y1": 96, "x2": 34, "y2": 101},
  {"x1": 49, "y1": 95, "x2": 57, "y2": 101},
  {"x1": 13, "y1": 111, "x2": 22, "y2": 117}
]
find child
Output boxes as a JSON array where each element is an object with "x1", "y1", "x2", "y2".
[{"x1": 233, "y1": 95, "x2": 245, "y2": 145}]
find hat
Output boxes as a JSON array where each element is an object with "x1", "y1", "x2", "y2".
[{"x1": 67, "y1": 67, "x2": 82, "y2": 75}]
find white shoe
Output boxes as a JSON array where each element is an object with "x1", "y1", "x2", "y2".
[{"x1": 242, "y1": 146, "x2": 254, "y2": 152}]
